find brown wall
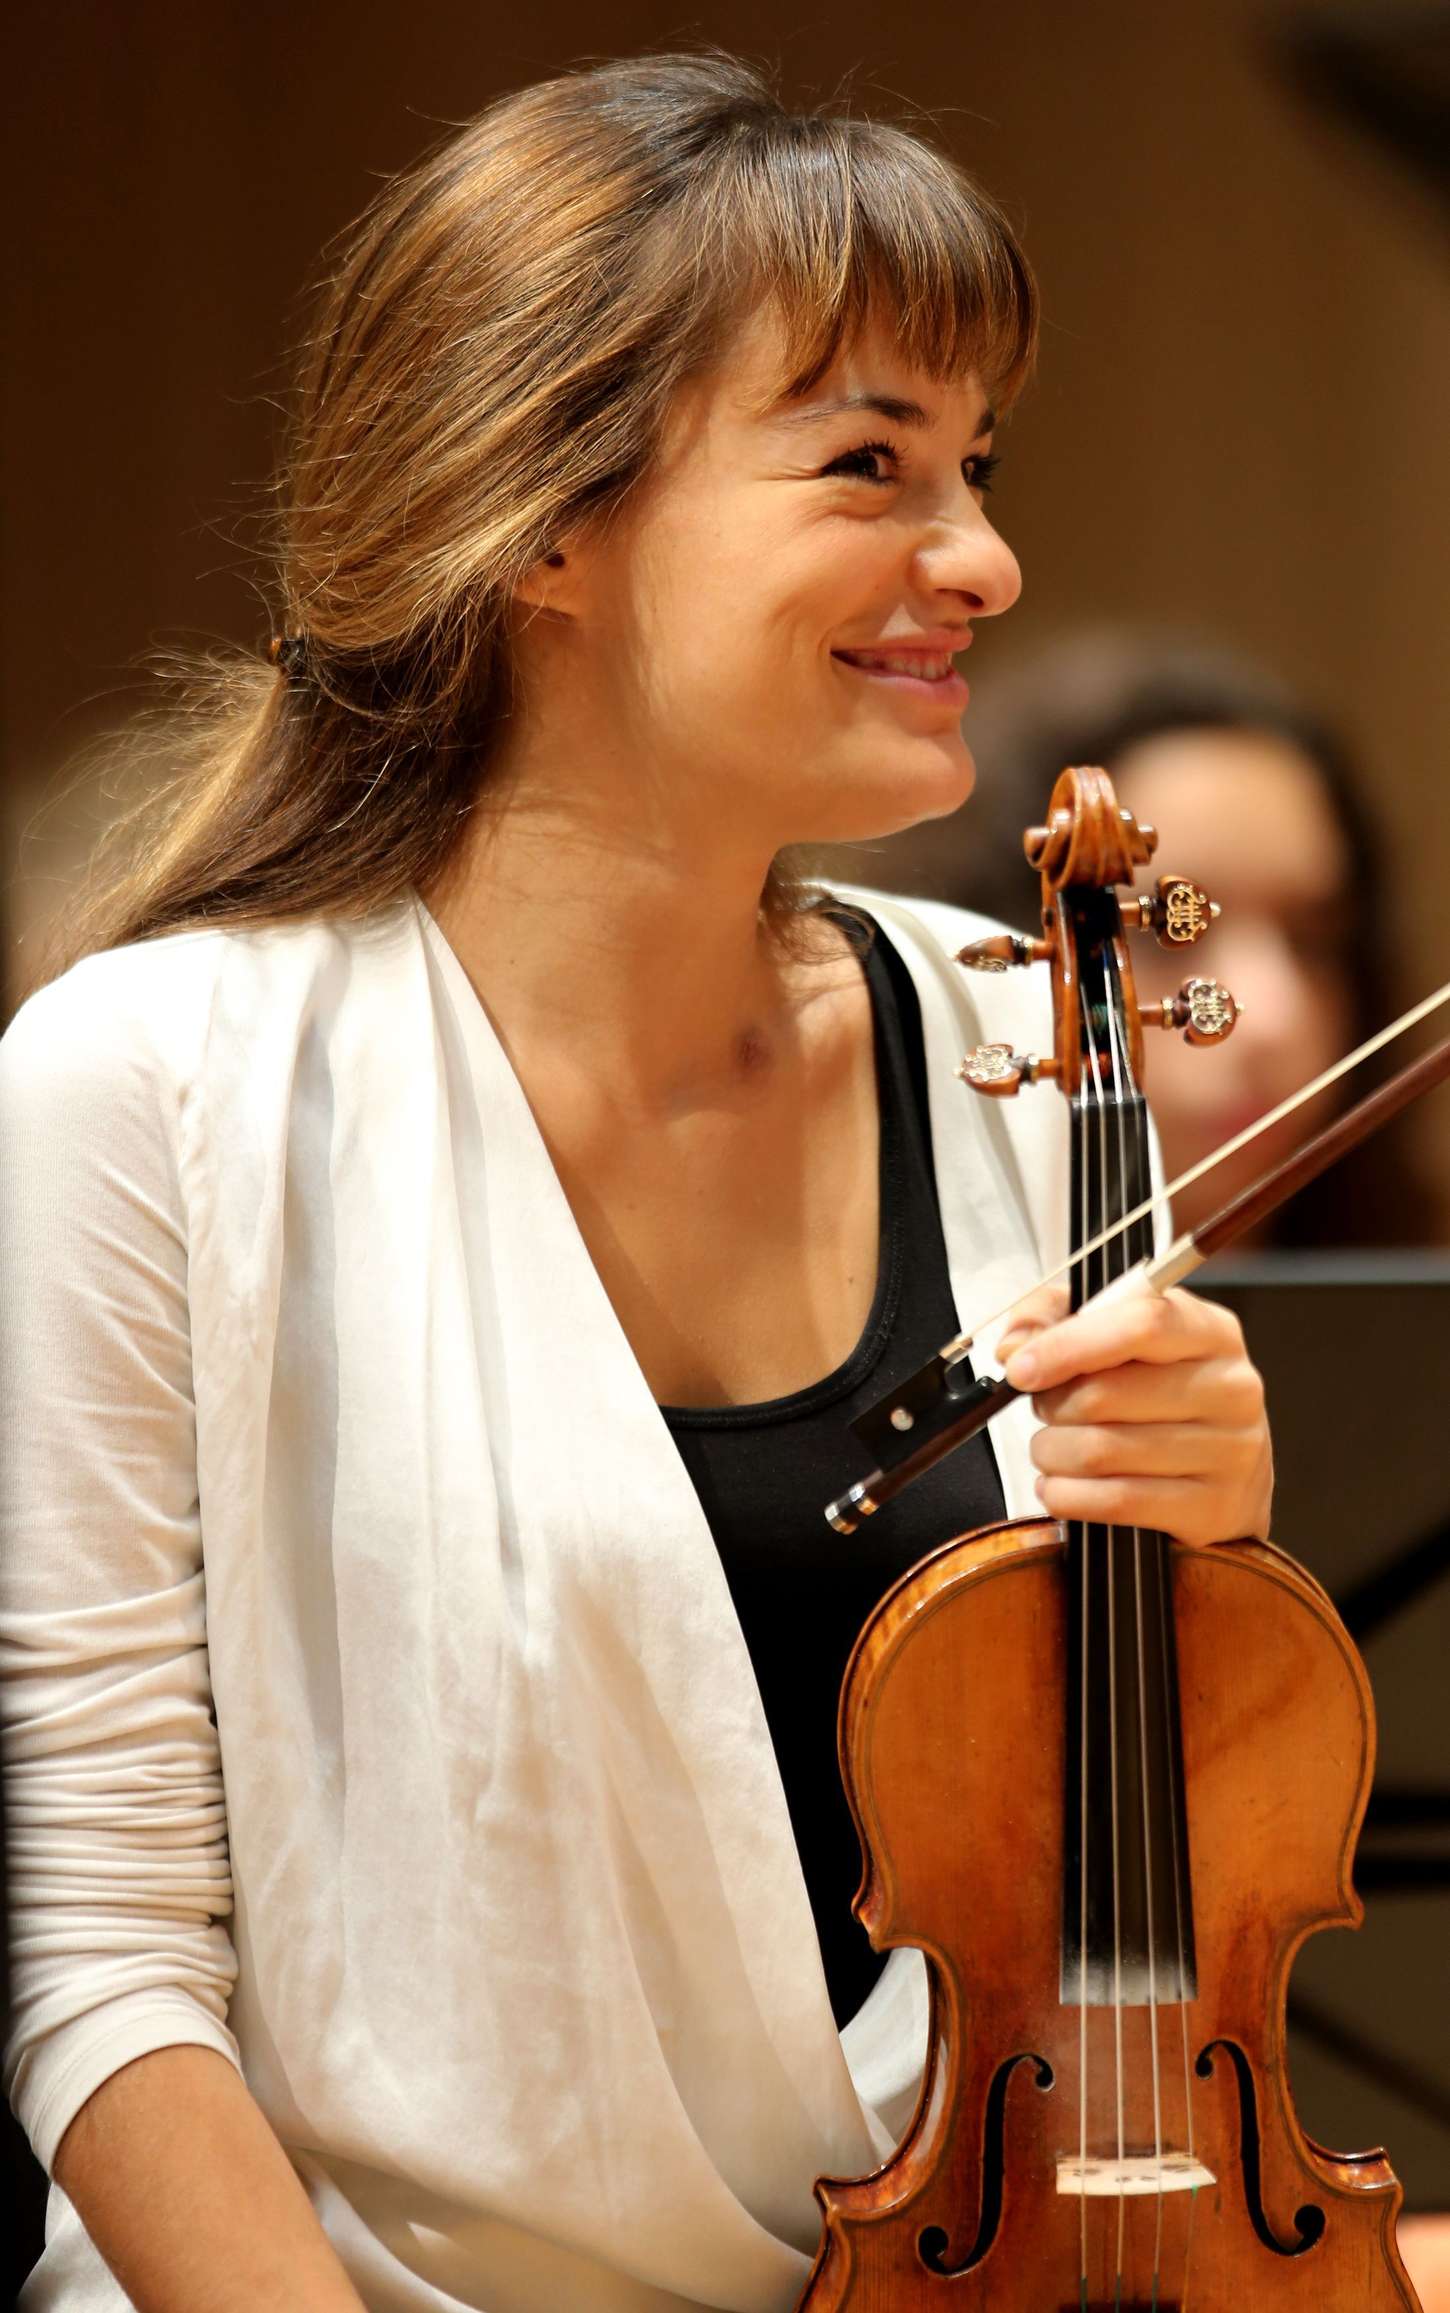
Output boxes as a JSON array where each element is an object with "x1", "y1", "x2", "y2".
[{"x1": 7, "y1": 1, "x2": 1448, "y2": 1182}]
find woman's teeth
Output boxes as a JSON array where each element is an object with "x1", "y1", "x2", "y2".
[{"x1": 838, "y1": 652, "x2": 955, "y2": 680}]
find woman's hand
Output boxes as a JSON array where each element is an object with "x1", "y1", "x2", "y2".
[{"x1": 997, "y1": 1282, "x2": 1274, "y2": 1548}]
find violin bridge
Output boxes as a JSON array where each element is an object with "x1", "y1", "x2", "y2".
[{"x1": 1055, "y1": 2151, "x2": 1215, "y2": 2197}]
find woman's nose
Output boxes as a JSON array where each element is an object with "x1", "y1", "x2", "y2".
[{"x1": 921, "y1": 501, "x2": 1022, "y2": 619}]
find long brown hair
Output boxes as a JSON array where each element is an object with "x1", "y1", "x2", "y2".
[{"x1": 21, "y1": 50, "x2": 1037, "y2": 1003}]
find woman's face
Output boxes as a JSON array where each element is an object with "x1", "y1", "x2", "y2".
[
  {"x1": 517, "y1": 302, "x2": 1022, "y2": 860},
  {"x1": 1114, "y1": 727, "x2": 1356, "y2": 1237}
]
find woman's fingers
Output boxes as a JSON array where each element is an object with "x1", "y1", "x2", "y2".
[
  {"x1": 1002, "y1": 1285, "x2": 1274, "y2": 1546},
  {"x1": 1030, "y1": 1418, "x2": 1265, "y2": 1482},
  {"x1": 1031, "y1": 1354, "x2": 1265, "y2": 1430},
  {"x1": 1002, "y1": 1285, "x2": 1233, "y2": 1393},
  {"x1": 1030, "y1": 1471, "x2": 1244, "y2": 1547},
  {"x1": 994, "y1": 1280, "x2": 1071, "y2": 1370}
]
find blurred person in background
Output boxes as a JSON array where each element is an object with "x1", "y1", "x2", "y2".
[{"x1": 848, "y1": 629, "x2": 1445, "y2": 1250}]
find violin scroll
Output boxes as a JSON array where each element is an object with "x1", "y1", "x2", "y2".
[{"x1": 1021, "y1": 772, "x2": 1157, "y2": 888}]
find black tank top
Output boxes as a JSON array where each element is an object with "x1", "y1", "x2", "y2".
[{"x1": 661, "y1": 905, "x2": 1007, "y2": 2026}]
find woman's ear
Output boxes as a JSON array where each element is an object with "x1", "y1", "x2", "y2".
[{"x1": 513, "y1": 540, "x2": 586, "y2": 616}]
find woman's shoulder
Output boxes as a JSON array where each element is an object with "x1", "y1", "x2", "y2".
[
  {"x1": 1, "y1": 901, "x2": 417, "y2": 1126},
  {"x1": 2, "y1": 926, "x2": 223, "y2": 1130}
]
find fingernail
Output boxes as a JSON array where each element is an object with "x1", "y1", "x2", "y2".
[
  {"x1": 1006, "y1": 1349, "x2": 1038, "y2": 1389},
  {"x1": 1034, "y1": 1474, "x2": 1048, "y2": 1503}
]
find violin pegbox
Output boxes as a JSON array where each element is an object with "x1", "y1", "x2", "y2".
[{"x1": 952, "y1": 766, "x2": 1239, "y2": 1102}]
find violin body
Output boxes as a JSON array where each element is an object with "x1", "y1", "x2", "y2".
[{"x1": 798, "y1": 1513, "x2": 1420, "y2": 2309}]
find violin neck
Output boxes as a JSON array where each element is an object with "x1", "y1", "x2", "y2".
[{"x1": 1061, "y1": 1081, "x2": 1198, "y2": 2006}]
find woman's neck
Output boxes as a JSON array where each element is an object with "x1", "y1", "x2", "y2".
[{"x1": 421, "y1": 782, "x2": 847, "y2": 1124}]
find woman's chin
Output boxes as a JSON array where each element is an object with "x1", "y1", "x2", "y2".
[
  {"x1": 785, "y1": 735, "x2": 977, "y2": 848},
  {"x1": 860, "y1": 742, "x2": 977, "y2": 836}
]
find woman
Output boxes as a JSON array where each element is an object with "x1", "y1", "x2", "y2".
[{"x1": 0, "y1": 55, "x2": 1272, "y2": 2313}]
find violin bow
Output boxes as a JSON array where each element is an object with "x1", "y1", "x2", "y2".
[{"x1": 825, "y1": 986, "x2": 1450, "y2": 1534}]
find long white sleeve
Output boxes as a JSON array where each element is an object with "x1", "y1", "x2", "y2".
[{"x1": 0, "y1": 957, "x2": 241, "y2": 2177}]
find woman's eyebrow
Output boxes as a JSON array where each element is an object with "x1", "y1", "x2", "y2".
[{"x1": 769, "y1": 390, "x2": 996, "y2": 436}]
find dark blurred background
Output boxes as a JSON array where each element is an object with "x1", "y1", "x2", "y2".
[{"x1": 4, "y1": 0, "x2": 1448, "y2": 2300}]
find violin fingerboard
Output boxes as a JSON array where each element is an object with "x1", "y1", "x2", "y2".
[{"x1": 1060, "y1": 1521, "x2": 1198, "y2": 2005}]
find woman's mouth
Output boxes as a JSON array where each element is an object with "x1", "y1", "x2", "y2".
[{"x1": 831, "y1": 647, "x2": 969, "y2": 707}]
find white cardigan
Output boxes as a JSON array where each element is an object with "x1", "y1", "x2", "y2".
[{"x1": 0, "y1": 883, "x2": 1071, "y2": 2312}]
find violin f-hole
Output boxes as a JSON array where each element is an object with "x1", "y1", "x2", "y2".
[
  {"x1": 916, "y1": 2051, "x2": 1054, "y2": 2276},
  {"x1": 1197, "y1": 2038, "x2": 1327, "y2": 2256}
]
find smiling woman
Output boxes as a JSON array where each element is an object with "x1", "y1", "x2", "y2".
[
  {"x1": 459, "y1": 300, "x2": 1023, "y2": 981},
  {"x1": 0, "y1": 48, "x2": 1284, "y2": 2313},
  {"x1": 20, "y1": 52, "x2": 1035, "y2": 998}
]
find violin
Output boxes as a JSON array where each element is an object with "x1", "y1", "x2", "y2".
[{"x1": 797, "y1": 766, "x2": 1432, "y2": 2311}]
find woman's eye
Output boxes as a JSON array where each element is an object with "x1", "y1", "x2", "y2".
[
  {"x1": 822, "y1": 439, "x2": 1002, "y2": 494},
  {"x1": 822, "y1": 437, "x2": 901, "y2": 486}
]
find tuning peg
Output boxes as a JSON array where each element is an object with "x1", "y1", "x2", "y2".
[
  {"x1": 956, "y1": 1043, "x2": 1061, "y2": 1096},
  {"x1": 1125, "y1": 874, "x2": 1221, "y2": 949},
  {"x1": 1119, "y1": 806, "x2": 1160, "y2": 859},
  {"x1": 1140, "y1": 977, "x2": 1240, "y2": 1045},
  {"x1": 955, "y1": 932, "x2": 1051, "y2": 972}
]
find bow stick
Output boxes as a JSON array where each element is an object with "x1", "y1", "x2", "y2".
[{"x1": 825, "y1": 990, "x2": 1450, "y2": 1534}]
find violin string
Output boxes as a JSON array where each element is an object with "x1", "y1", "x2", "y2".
[
  {"x1": 1136, "y1": 1529, "x2": 1166, "y2": 2284},
  {"x1": 1109, "y1": 1526, "x2": 1126, "y2": 2299},
  {"x1": 1128, "y1": 928, "x2": 1202, "y2": 2300},
  {"x1": 1079, "y1": 1515, "x2": 1090, "y2": 2300},
  {"x1": 1158, "y1": 1556, "x2": 1198, "y2": 2304},
  {"x1": 941, "y1": 980, "x2": 1450, "y2": 1365},
  {"x1": 1184, "y1": 2167, "x2": 1201, "y2": 2313},
  {"x1": 1105, "y1": 962, "x2": 1142, "y2": 2294},
  {"x1": 1104, "y1": 962, "x2": 1167, "y2": 2285},
  {"x1": 1076, "y1": 1085, "x2": 1090, "y2": 2297},
  {"x1": 1080, "y1": 973, "x2": 1127, "y2": 2291}
]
